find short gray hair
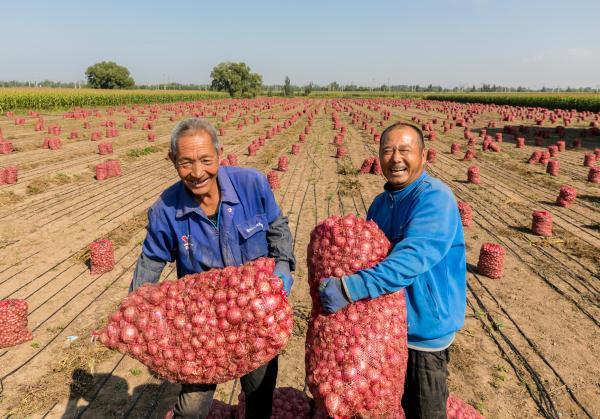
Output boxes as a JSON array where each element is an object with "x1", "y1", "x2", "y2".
[{"x1": 170, "y1": 118, "x2": 220, "y2": 157}]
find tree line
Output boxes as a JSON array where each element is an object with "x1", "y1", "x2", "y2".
[{"x1": 2, "y1": 61, "x2": 598, "y2": 96}]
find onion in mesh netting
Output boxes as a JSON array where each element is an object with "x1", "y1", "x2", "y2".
[
  {"x1": 476, "y1": 243, "x2": 505, "y2": 279},
  {"x1": 463, "y1": 149, "x2": 476, "y2": 161},
  {"x1": 427, "y1": 148, "x2": 437, "y2": 163},
  {"x1": 99, "y1": 258, "x2": 292, "y2": 384},
  {"x1": 588, "y1": 167, "x2": 600, "y2": 184},
  {"x1": 360, "y1": 157, "x2": 375, "y2": 174},
  {"x1": 555, "y1": 186, "x2": 576, "y2": 207},
  {"x1": 90, "y1": 239, "x2": 115, "y2": 275},
  {"x1": 447, "y1": 394, "x2": 485, "y2": 419},
  {"x1": 467, "y1": 166, "x2": 480, "y2": 184},
  {"x1": 267, "y1": 171, "x2": 280, "y2": 189},
  {"x1": 583, "y1": 153, "x2": 596, "y2": 167},
  {"x1": 531, "y1": 210, "x2": 553, "y2": 236},
  {"x1": 236, "y1": 387, "x2": 319, "y2": 419},
  {"x1": 0, "y1": 299, "x2": 33, "y2": 348},
  {"x1": 457, "y1": 202, "x2": 473, "y2": 227},
  {"x1": 546, "y1": 160, "x2": 560, "y2": 176},
  {"x1": 370, "y1": 158, "x2": 382, "y2": 175},
  {"x1": 306, "y1": 214, "x2": 408, "y2": 418}
]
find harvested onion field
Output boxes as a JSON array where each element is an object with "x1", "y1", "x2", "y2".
[{"x1": 0, "y1": 98, "x2": 599, "y2": 418}]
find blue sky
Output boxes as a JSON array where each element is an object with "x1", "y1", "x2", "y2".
[{"x1": 1, "y1": 0, "x2": 599, "y2": 88}]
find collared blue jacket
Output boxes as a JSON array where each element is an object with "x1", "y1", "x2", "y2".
[
  {"x1": 344, "y1": 172, "x2": 466, "y2": 350},
  {"x1": 138, "y1": 166, "x2": 293, "y2": 281}
]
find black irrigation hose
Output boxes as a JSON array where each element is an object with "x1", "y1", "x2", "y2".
[
  {"x1": 470, "y1": 271, "x2": 595, "y2": 418},
  {"x1": 0, "y1": 249, "x2": 138, "y2": 361},
  {"x1": 0, "y1": 257, "x2": 137, "y2": 385},
  {"x1": 430, "y1": 154, "x2": 600, "y2": 299},
  {"x1": 464, "y1": 296, "x2": 556, "y2": 418},
  {"x1": 429, "y1": 164, "x2": 600, "y2": 324},
  {"x1": 0, "y1": 251, "x2": 41, "y2": 284}
]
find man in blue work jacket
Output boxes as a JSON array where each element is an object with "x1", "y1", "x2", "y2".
[
  {"x1": 319, "y1": 122, "x2": 466, "y2": 418},
  {"x1": 130, "y1": 118, "x2": 295, "y2": 419}
]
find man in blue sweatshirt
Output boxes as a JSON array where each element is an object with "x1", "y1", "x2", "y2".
[{"x1": 319, "y1": 122, "x2": 466, "y2": 418}]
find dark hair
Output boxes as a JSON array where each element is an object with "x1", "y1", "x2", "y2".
[{"x1": 380, "y1": 122, "x2": 425, "y2": 151}]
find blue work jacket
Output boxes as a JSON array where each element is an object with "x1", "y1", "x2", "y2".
[{"x1": 142, "y1": 166, "x2": 281, "y2": 278}]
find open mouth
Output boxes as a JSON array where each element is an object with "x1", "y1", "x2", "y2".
[
  {"x1": 188, "y1": 178, "x2": 210, "y2": 188},
  {"x1": 390, "y1": 167, "x2": 407, "y2": 174}
]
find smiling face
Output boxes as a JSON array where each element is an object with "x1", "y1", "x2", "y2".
[
  {"x1": 169, "y1": 130, "x2": 222, "y2": 200},
  {"x1": 379, "y1": 126, "x2": 427, "y2": 190}
]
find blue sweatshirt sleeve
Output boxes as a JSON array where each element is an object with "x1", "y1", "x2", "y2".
[
  {"x1": 344, "y1": 186, "x2": 459, "y2": 301},
  {"x1": 141, "y1": 205, "x2": 176, "y2": 263}
]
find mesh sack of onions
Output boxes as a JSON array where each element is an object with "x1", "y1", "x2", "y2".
[
  {"x1": 0, "y1": 168, "x2": 6, "y2": 185},
  {"x1": 528, "y1": 151, "x2": 542, "y2": 164},
  {"x1": 516, "y1": 137, "x2": 525, "y2": 148},
  {"x1": 0, "y1": 141, "x2": 14, "y2": 154},
  {"x1": 447, "y1": 394, "x2": 484, "y2": 419},
  {"x1": 291, "y1": 144, "x2": 301, "y2": 155},
  {"x1": 0, "y1": 299, "x2": 33, "y2": 349},
  {"x1": 267, "y1": 171, "x2": 280, "y2": 189},
  {"x1": 306, "y1": 214, "x2": 408, "y2": 418},
  {"x1": 96, "y1": 163, "x2": 108, "y2": 180},
  {"x1": 467, "y1": 166, "x2": 480, "y2": 184},
  {"x1": 99, "y1": 258, "x2": 292, "y2": 384},
  {"x1": 107, "y1": 160, "x2": 122, "y2": 177},
  {"x1": 90, "y1": 238, "x2": 115, "y2": 275},
  {"x1": 588, "y1": 167, "x2": 600, "y2": 184},
  {"x1": 463, "y1": 149, "x2": 476, "y2": 161},
  {"x1": 360, "y1": 157, "x2": 376, "y2": 174},
  {"x1": 556, "y1": 186, "x2": 577, "y2": 207},
  {"x1": 227, "y1": 154, "x2": 238, "y2": 166},
  {"x1": 220, "y1": 159, "x2": 231, "y2": 166},
  {"x1": 531, "y1": 210, "x2": 552, "y2": 236},
  {"x1": 457, "y1": 202, "x2": 473, "y2": 227},
  {"x1": 583, "y1": 153, "x2": 596, "y2": 167},
  {"x1": 427, "y1": 148, "x2": 437, "y2": 163},
  {"x1": 450, "y1": 143, "x2": 461, "y2": 155},
  {"x1": 476, "y1": 243, "x2": 505, "y2": 279},
  {"x1": 539, "y1": 151, "x2": 550, "y2": 165},
  {"x1": 370, "y1": 158, "x2": 382, "y2": 175},
  {"x1": 205, "y1": 400, "x2": 236, "y2": 419},
  {"x1": 248, "y1": 144, "x2": 257, "y2": 156},
  {"x1": 278, "y1": 156, "x2": 289, "y2": 172},
  {"x1": 335, "y1": 146, "x2": 346, "y2": 159},
  {"x1": 236, "y1": 387, "x2": 314, "y2": 419},
  {"x1": 546, "y1": 160, "x2": 560, "y2": 176},
  {"x1": 4, "y1": 166, "x2": 18, "y2": 184}
]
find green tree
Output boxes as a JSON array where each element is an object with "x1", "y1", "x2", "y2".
[
  {"x1": 210, "y1": 62, "x2": 262, "y2": 98},
  {"x1": 283, "y1": 76, "x2": 293, "y2": 96},
  {"x1": 85, "y1": 61, "x2": 135, "y2": 89},
  {"x1": 303, "y1": 82, "x2": 314, "y2": 96}
]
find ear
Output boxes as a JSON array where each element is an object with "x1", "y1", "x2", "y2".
[
  {"x1": 218, "y1": 146, "x2": 224, "y2": 158},
  {"x1": 421, "y1": 148, "x2": 427, "y2": 165},
  {"x1": 168, "y1": 151, "x2": 176, "y2": 165}
]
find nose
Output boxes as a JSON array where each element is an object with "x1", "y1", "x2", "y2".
[
  {"x1": 190, "y1": 161, "x2": 204, "y2": 178},
  {"x1": 391, "y1": 149, "x2": 403, "y2": 162}
]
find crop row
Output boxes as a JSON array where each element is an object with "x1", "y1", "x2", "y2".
[{"x1": 0, "y1": 88, "x2": 228, "y2": 112}]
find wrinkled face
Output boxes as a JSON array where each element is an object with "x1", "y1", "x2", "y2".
[
  {"x1": 379, "y1": 127, "x2": 426, "y2": 190},
  {"x1": 169, "y1": 131, "x2": 222, "y2": 199}
]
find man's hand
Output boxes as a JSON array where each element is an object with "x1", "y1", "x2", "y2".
[
  {"x1": 319, "y1": 277, "x2": 350, "y2": 313},
  {"x1": 274, "y1": 261, "x2": 293, "y2": 296}
]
